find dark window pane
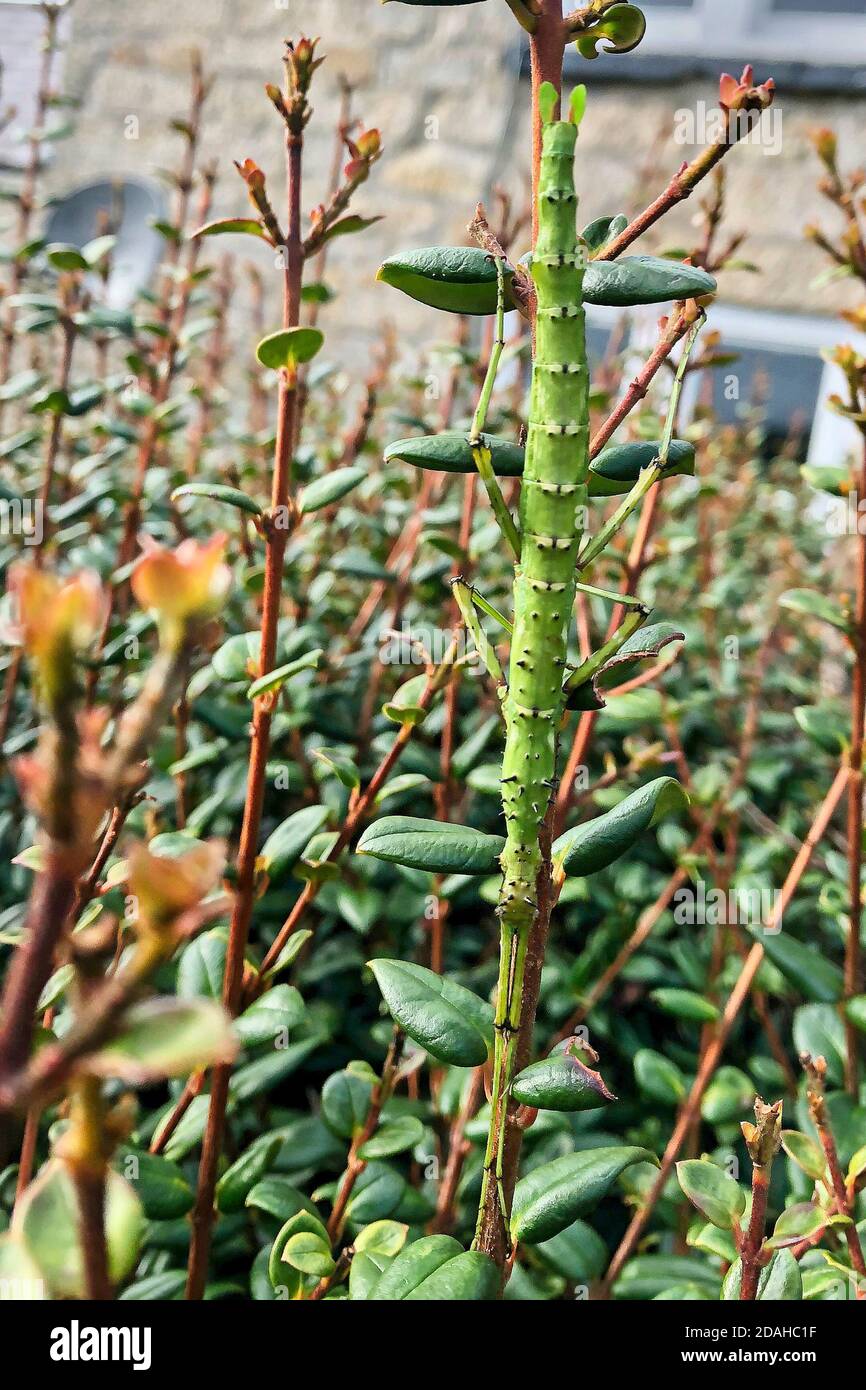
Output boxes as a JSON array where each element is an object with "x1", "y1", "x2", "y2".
[
  {"x1": 770, "y1": 0, "x2": 865, "y2": 12},
  {"x1": 708, "y1": 346, "x2": 823, "y2": 461}
]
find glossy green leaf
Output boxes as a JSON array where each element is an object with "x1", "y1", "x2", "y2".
[
  {"x1": 369, "y1": 1235, "x2": 498, "y2": 1300},
  {"x1": 634, "y1": 1048, "x2": 687, "y2": 1105},
  {"x1": 358, "y1": 1115, "x2": 425, "y2": 1159},
  {"x1": 751, "y1": 928, "x2": 843, "y2": 1004},
  {"x1": 259, "y1": 804, "x2": 330, "y2": 881},
  {"x1": 781, "y1": 1129, "x2": 826, "y2": 1181},
  {"x1": 650, "y1": 988, "x2": 720, "y2": 1023},
  {"x1": 794, "y1": 701, "x2": 849, "y2": 755},
  {"x1": 192, "y1": 217, "x2": 269, "y2": 241},
  {"x1": 511, "y1": 1048, "x2": 616, "y2": 1112},
  {"x1": 553, "y1": 777, "x2": 687, "y2": 876},
  {"x1": 357, "y1": 816, "x2": 504, "y2": 874},
  {"x1": 845, "y1": 995, "x2": 866, "y2": 1032},
  {"x1": 322, "y1": 1066, "x2": 375, "y2": 1139},
  {"x1": 589, "y1": 439, "x2": 695, "y2": 495},
  {"x1": 384, "y1": 430, "x2": 525, "y2": 476},
  {"x1": 115, "y1": 1148, "x2": 194, "y2": 1221},
  {"x1": 377, "y1": 246, "x2": 515, "y2": 316},
  {"x1": 216, "y1": 1132, "x2": 284, "y2": 1214},
  {"x1": 234, "y1": 985, "x2": 305, "y2": 1047},
  {"x1": 512, "y1": 1147, "x2": 657, "y2": 1244},
  {"x1": 300, "y1": 466, "x2": 366, "y2": 514},
  {"x1": 171, "y1": 482, "x2": 263, "y2": 517},
  {"x1": 256, "y1": 327, "x2": 324, "y2": 369},
  {"x1": 247, "y1": 649, "x2": 322, "y2": 700},
  {"x1": 583, "y1": 255, "x2": 716, "y2": 306},
  {"x1": 676, "y1": 1160, "x2": 746, "y2": 1230},
  {"x1": 576, "y1": 4, "x2": 646, "y2": 60},
  {"x1": 368, "y1": 958, "x2": 494, "y2": 1066}
]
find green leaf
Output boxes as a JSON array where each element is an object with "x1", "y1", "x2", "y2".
[
  {"x1": 171, "y1": 482, "x2": 263, "y2": 517},
  {"x1": 377, "y1": 246, "x2": 515, "y2": 316},
  {"x1": 177, "y1": 928, "x2": 227, "y2": 1000},
  {"x1": 758, "y1": 1248, "x2": 803, "y2": 1300},
  {"x1": 358, "y1": 1115, "x2": 425, "y2": 1159},
  {"x1": 752, "y1": 928, "x2": 843, "y2": 1004},
  {"x1": 300, "y1": 466, "x2": 365, "y2": 513},
  {"x1": 634, "y1": 1048, "x2": 687, "y2": 1105},
  {"x1": 512, "y1": 1147, "x2": 657, "y2": 1244},
  {"x1": 767, "y1": 1202, "x2": 826, "y2": 1249},
  {"x1": 115, "y1": 1147, "x2": 194, "y2": 1220},
  {"x1": 650, "y1": 988, "x2": 720, "y2": 1023},
  {"x1": 723, "y1": 1249, "x2": 803, "y2": 1300},
  {"x1": 581, "y1": 213, "x2": 628, "y2": 253},
  {"x1": 701, "y1": 1067, "x2": 755, "y2": 1125},
  {"x1": 781, "y1": 1130, "x2": 826, "y2": 1181},
  {"x1": 794, "y1": 701, "x2": 849, "y2": 755},
  {"x1": 382, "y1": 673, "x2": 429, "y2": 726},
  {"x1": 583, "y1": 255, "x2": 716, "y2": 306},
  {"x1": 676, "y1": 1160, "x2": 746, "y2": 1230},
  {"x1": 383, "y1": 430, "x2": 525, "y2": 477},
  {"x1": 88, "y1": 998, "x2": 237, "y2": 1082},
  {"x1": 216, "y1": 1132, "x2": 284, "y2": 1214},
  {"x1": 779, "y1": 588, "x2": 852, "y2": 635},
  {"x1": 320, "y1": 214, "x2": 384, "y2": 243},
  {"x1": 354, "y1": 1220, "x2": 408, "y2": 1258},
  {"x1": 794, "y1": 1004, "x2": 846, "y2": 1088},
  {"x1": 256, "y1": 327, "x2": 324, "y2": 369},
  {"x1": 368, "y1": 1235, "x2": 498, "y2": 1301},
  {"x1": 321, "y1": 1066, "x2": 375, "y2": 1139},
  {"x1": 368, "y1": 958, "x2": 494, "y2": 1066},
  {"x1": 235, "y1": 985, "x2": 305, "y2": 1047},
  {"x1": 259, "y1": 804, "x2": 330, "y2": 881},
  {"x1": 17, "y1": 1161, "x2": 143, "y2": 1298},
  {"x1": 511, "y1": 1048, "x2": 616, "y2": 1112},
  {"x1": 576, "y1": 3, "x2": 647, "y2": 60},
  {"x1": 283, "y1": 1229, "x2": 335, "y2": 1278},
  {"x1": 192, "y1": 217, "x2": 269, "y2": 241},
  {"x1": 846, "y1": 994, "x2": 866, "y2": 1033},
  {"x1": 553, "y1": 777, "x2": 688, "y2": 876},
  {"x1": 589, "y1": 439, "x2": 695, "y2": 495},
  {"x1": 247, "y1": 649, "x2": 322, "y2": 700},
  {"x1": 269, "y1": 1211, "x2": 331, "y2": 1288},
  {"x1": 313, "y1": 745, "x2": 361, "y2": 790},
  {"x1": 45, "y1": 242, "x2": 89, "y2": 271},
  {"x1": 357, "y1": 816, "x2": 504, "y2": 874}
]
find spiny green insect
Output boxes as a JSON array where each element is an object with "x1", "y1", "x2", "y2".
[{"x1": 476, "y1": 81, "x2": 590, "y2": 1241}]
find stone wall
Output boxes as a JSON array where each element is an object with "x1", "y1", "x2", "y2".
[{"x1": 38, "y1": 1, "x2": 866, "y2": 367}]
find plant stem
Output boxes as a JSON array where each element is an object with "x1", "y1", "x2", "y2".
[
  {"x1": 69, "y1": 1075, "x2": 112, "y2": 1301},
  {"x1": 803, "y1": 1054, "x2": 866, "y2": 1287},
  {"x1": 845, "y1": 436, "x2": 866, "y2": 1095},
  {"x1": 186, "y1": 97, "x2": 304, "y2": 1302}
]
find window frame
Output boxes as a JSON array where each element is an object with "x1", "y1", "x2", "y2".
[
  {"x1": 585, "y1": 301, "x2": 866, "y2": 469},
  {"x1": 638, "y1": 0, "x2": 866, "y2": 66}
]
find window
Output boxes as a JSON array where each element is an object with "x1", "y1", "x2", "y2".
[
  {"x1": 0, "y1": 1, "x2": 70, "y2": 170},
  {"x1": 637, "y1": 0, "x2": 866, "y2": 65},
  {"x1": 585, "y1": 303, "x2": 865, "y2": 467}
]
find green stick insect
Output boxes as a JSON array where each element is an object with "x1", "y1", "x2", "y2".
[
  {"x1": 363, "y1": 75, "x2": 710, "y2": 1272},
  {"x1": 474, "y1": 82, "x2": 592, "y2": 1235}
]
